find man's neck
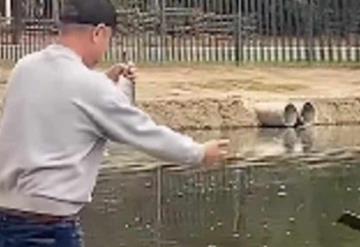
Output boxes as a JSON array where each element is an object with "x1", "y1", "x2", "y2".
[{"x1": 57, "y1": 36, "x2": 92, "y2": 68}]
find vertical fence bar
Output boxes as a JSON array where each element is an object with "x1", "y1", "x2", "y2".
[
  {"x1": 294, "y1": 0, "x2": 302, "y2": 61},
  {"x1": 327, "y1": 0, "x2": 334, "y2": 62},
  {"x1": 285, "y1": 0, "x2": 293, "y2": 62},
  {"x1": 205, "y1": 0, "x2": 210, "y2": 62},
  {"x1": 335, "y1": 0, "x2": 342, "y2": 62},
  {"x1": 224, "y1": 0, "x2": 230, "y2": 62},
  {"x1": 0, "y1": 20, "x2": 3, "y2": 60},
  {"x1": 160, "y1": 0, "x2": 166, "y2": 63},
  {"x1": 342, "y1": 0, "x2": 350, "y2": 62},
  {"x1": 270, "y1": 0, "x2": 277, "y2": 62},
  {"x1": 135, "y1": 2, "x2": 140, "y2": 63},
  {"x1": 150, "y1": 2, "x2": 155, "y2": 62},
  {"x1": 243, "y1": 0, "x2": 249, "y2": 62},
  {"x1": 231, "y1": 0, "x2": 236, "y2": 62},
  {"x1": 141, "y1": 0, "x2": 146, "y2": 63},
  {"x1": 235, "y1": 0, "x2": 243, "y2": 65},
  {"x1": 249, "y1": 0, "x2": 256, "y2": 62},
  {"x1": 306, "y1": 0, "x2": 315, "y2": 63},
  {"x1": 355, "y1": 0, "x2": 360, "y2": 62},
  {"x1": 187, "y1": 0, "x2": 193, "y2": 62},
  {"x1": 121, "y1": 5, "x2": 127, "y2": 63},
  {"x1": 258, "y1": 0, "x2": 264, "y2": 62},
  {"x1": 317, "y1": 0, "x2": 324, "y2": 62},
  {"x1": 323, "y1": 0, "x2": 331, "y2": 62},
  {"x1": 177, "y1": 0, "x2": 182, "y2": 62},
  {"x1": 264, "y1": 0, "x2": 271, "y2": 62},
  {"x1": 278, "y1": 0, "x2": 285, "y2": 62},
  {"x1": 219, "y1": 0, "x2": 224, "y2": 62},
  {"x1": 213, "y1": 0, "x2": 217, "y2": 63},
  {"x1": 171, "y1": 0, "x2": 177, "y2": 62},
  {"x1": 207, "y1": 0, "x2": 212, "y2": 62},
  {"x1": 175, "y1": 0, "x2": 179, "y2": 62},
  {"x1": 198, "y1": 0, "x2": 204, "y2": 62}
]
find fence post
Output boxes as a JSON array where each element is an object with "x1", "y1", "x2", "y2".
[
  {"x1": 306, "y1": 0, "x2": 315, "y2": 63},
  {"x1": 5, "y1": 0, "x2": 12, "y2": 25},
  {"x1": 52, "y1": 0, "x2": 60, "y2": 23},
  {"x1": 160, "y1": 0, "x2": 166, "y2": 63},
  {"x1": 235, "y1": 0, "x2": 243, "y2": 66},
  {"x1": 11, "y1": 0, "x2": 22, "y2": 45}
]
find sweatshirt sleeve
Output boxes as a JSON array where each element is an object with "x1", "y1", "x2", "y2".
[
  {"x1": 116, "y1": 76, "x2": 135, "y2": 105},
  {"x1": 73, "y1": 75, "x2": 205, "y2": 165}
]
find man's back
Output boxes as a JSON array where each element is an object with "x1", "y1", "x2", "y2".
[{"x1": 0, "y1": 45, "x2": 109, "y2": 215}]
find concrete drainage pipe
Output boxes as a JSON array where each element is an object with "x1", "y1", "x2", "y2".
[
  {"x1": 293, "y1": 101, "x2": 316, "y2": 126},
  {"x1": 255, "y1": 102, "x2": 298, "y2": 127}
]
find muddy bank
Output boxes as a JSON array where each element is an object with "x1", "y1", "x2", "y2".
[
  {"x1": 139, "y1": 95, "x2": 258, "y2": 129},
  {"x1": 138, "y1": 96, "x2": 360, "y2": 129},
  {"x1": 2, "y1": 65, "x2": 360, "y2": 129},
  {"x1": 1, "y1": 88, "x2": 360, "y2": 129}
]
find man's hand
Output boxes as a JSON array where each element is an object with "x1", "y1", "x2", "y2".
[
  {"x1": 105, "y1": 63, "x2": 137, "y2": 83},
  {"x1": 202, "y1": 139, "x2": 230, "y2": 166}
]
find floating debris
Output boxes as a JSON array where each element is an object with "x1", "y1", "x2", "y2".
[
  {"x1": 177, "y1": 191, "x2": 184, "y2": 197},
  {"x1": 277, "y1": 191, "x2": 288, "y2": 197},
  {"x1": 144, "y1": 181, "x2": 152, "y2": 188}
]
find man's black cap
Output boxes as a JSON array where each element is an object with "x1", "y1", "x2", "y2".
[{"x1": 60, "y1": 0, "x2": 117, "y2": 29}]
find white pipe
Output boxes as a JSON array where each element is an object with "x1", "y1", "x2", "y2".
[
  {"x1": 254, "y1": 102, "x2": 299, "y2": 128},
  {"x1": 5, "y1": 0, "x2": 11, "y2": 25}
]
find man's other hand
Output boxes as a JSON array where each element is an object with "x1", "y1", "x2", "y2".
[
  {"x1": 105, "y1": 63, "x2": 137, "y2": 83},
  {"x1": 202, "y1": 139, "x2": 230, "y2": 166}
]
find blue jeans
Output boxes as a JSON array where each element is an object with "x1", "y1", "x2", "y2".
[{"x1": 0, "y1": 212, "x2": 83, "y2": 247}]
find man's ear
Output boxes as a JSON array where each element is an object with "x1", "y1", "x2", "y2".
[{"x1": 92, "y1": 24, "x2": 107, "y2": 42}]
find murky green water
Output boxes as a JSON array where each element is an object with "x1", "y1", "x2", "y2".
[{"x1": 81, "y1": 126, "x2": 360, "y2": 247}]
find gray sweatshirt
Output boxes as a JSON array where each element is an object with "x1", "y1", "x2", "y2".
[{"x1": 0, "y1": 44, "x2": 204, "y2": 216}]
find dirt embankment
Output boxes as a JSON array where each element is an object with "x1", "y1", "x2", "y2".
[
  {"x1": 135, "y1": 65, "x2": 360, "y2": 129},
  {"x1": 2, "y1": 65, "x2": 360, "y2": 129}
]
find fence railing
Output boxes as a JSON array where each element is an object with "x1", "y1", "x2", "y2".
[{"x1": 1, "y1": 0, "x2": 360, "y2": 63}]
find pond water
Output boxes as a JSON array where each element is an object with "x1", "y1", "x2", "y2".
[{"x1": 81, "y1": 126, "x2": 360, "y2": 247}]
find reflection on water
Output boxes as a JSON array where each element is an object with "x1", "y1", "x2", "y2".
[{"x1": 82, "y1": 126, "x2": 360, "y2": 247}]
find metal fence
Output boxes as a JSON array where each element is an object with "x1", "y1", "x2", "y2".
[{"x1": 1, "y1": 0, "x2": 360, "y2": 63}]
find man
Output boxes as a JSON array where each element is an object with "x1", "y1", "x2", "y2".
[{"x1": 0, "y1": 0, "x2": 229, "y2": 246}]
